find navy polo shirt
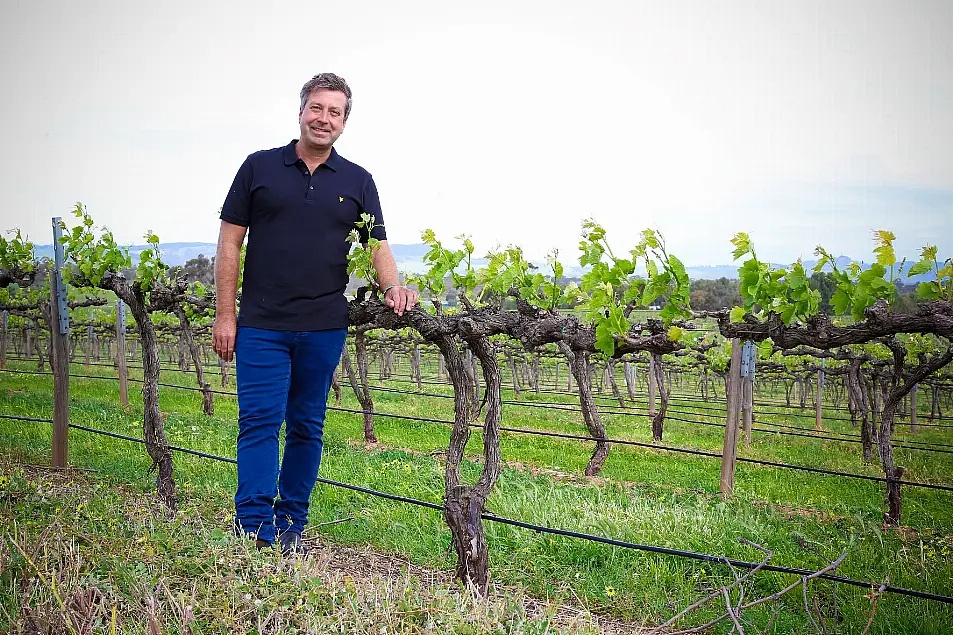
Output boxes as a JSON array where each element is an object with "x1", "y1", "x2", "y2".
[{"x1": 220, "y1": 140, "x2": 387, "y2": 331}]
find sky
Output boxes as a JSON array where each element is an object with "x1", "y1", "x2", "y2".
[{"x1": 1, "y1": 0, "x2": 951, "y2": 268}]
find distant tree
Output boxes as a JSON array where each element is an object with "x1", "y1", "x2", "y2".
[
  {"x1": 172, "y1": 254, "x2": 214, "y2": 286},
  {"x1": 445, "y1": 287, "x2": 459, "y2": 308},
  {"x1": 27, "y1": 261, "x2": 50, "y2": 290},
  {"x1": 808, "y1": 272, "x2": 838, "y2": 313},
  {"x1": 891, "y1": 282, "x2": 918, "y2": 315},
  {"x1": 689, "y1": 288, "x2": 710, "y2": 308},
  {"x1": 688, "y1": 277, "x2": 742, "y2": 311}
]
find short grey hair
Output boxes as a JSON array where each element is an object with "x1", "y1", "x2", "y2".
[{"x1": 299, "y1": 73, "x2": 353, "y2": 121}]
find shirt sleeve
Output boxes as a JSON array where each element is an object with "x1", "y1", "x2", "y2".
[
  {"x1": 220, "y1": 157, "x2": 253, "y2": 227},
  {"x1": 358, "y1": 175, "x2": 388, "y2": 243}
]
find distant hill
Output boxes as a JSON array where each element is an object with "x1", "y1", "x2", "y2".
[
  {"x1": 34, "y1": 242, "x2": 220, "y2": 268},
  {"x1": 680, "y1": 256, "x2": 858, "y2": 282},
  {"x1": 32, "y1": 243, "x2": 936, "y2": 283},
  {"x1": 33, "y1": 241, "x2": 477, "y2": 273},
  {"x1": 33, "y1": 242, "x2": 446, "y2": 269},
  {"x1": 558, "y1": 254, "x2": 935, "y2": 283}
]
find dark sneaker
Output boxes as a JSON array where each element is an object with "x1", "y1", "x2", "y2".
[
  {"x1": 277, "y1": 531, "x2": 308, "y2": 557},
  {"x1": 232, "y1": 524, "x2": 272, "y2": 551}
]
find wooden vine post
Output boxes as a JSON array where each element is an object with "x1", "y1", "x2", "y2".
[
  {"x1": 815, "y1": 359, "x2": 825, "y2": 431},
  {"x1": 116, "y1": 299, "x2": 129, "y2": 407},
  {"x1": 720, "y1": 338, "x2": 742, "y2": 496},
  {"x1": 50, "y1": 217, "x2": 71, "y2": 468}
]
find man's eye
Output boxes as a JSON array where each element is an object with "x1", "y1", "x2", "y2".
[{"x1": 330, "y1": 110, "x2": 342, "y2": 117}]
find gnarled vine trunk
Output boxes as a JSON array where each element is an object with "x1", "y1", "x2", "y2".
[
  {"x1": 101, "y1": 274, "x2": 176, "y2": 511},
  {"x1": 649, "y1": 352, "x2": 669, "y2": 441},
  {"x1": 507, "y1": 353, "x2": 521, "y2": 400},
  {"x1": 172, "y1": 306, "x2": 213, "y2": 416},
  {"x1": 606, "y1": 359, "x2": 625, "y2": 408},
  {"x1": 464, "y1": 346, "x2": 481, "y2": 418},
  {"x1": 623, "y1": 360, "x2": 637, "y2": 401},
  {"x1": 879, "y1": 339, "x2": 953, "y2": 525},
  {"x1": 177, "y1": 330, "x2": 189, "y2": 371},
  {"x1": 410, "y1": 343, "x2": 423, "y2": 392},
  {"x1": 219, "y1": 356, "x2": 231, "y2": 388},
  {"x1": 530, "y1": 354, "x2": 540, "y2": 393},
  {"x1": 559, "y1": 342, "x2": 609, "y2": 476},
  {"x1": 441, "y1": 329, "x2": 502, "y2": 594},
  {"x1": 846, "y1": 356, "x2": 876, "y2": 463},
  {"x1": 32, "y1": 321, "x2": 45, "y2": 371},
  {"x1": 342, "y1": 334, "x2": 376, "y2": 443},
  {"x1": 929, "y1": 382, "x2": 941, "y2": 422},
  {"x1": 330, "y1": 366, "x2": 342, "y2": 404}
]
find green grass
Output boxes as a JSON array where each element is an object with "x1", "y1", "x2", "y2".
[{"x1": 1, "y1": 358, "x2": 952, "y2": 633}]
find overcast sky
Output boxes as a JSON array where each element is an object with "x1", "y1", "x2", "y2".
[{"x1": 1, "y1": 0, "x2": 950, "y2": 267}]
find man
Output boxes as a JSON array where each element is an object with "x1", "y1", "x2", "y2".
[{"x1": 212, "y1": 73, "x2": 418, "y2": 555}]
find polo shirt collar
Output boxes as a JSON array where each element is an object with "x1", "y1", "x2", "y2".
[
  {"x1": 282, "y1": 140, "x2": 298, "y2": 166},
  {"x1": 324, "y1": 147, "x2": 343, "y2": 171},
  {"x1": 283, "y1": 140, "x2": 342, "y2": 172}
]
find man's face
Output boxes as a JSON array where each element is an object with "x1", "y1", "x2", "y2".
[{"x1": 298, "y1": 89, "x2": 348, "y2": 150}]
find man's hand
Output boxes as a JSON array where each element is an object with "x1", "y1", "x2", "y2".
[
  {"x1": 214, "y1": 220, "x2": 245, "y2": 362},
  {"x1": 384, "y1": 286, "x2": 419, "y2": 317},
  {"x1": 212, "y1": 315, "x2": 238, "y2": 361}
]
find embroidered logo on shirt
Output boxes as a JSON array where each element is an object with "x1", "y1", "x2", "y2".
[{"x1": 339, "y1": 196, "x2": 344, "y2": 202}]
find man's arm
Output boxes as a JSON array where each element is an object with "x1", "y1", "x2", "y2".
[
  {"x1": 213, "y1": 220, "x2": 247, "y2": 361},
  {"x1": 370, "y1": 240, "x2": 418, "y2": 316}
]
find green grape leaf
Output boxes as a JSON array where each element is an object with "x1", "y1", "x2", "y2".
[
  {"x1": 730, "y1": 233, "x2": 752, "y2": 260},
  {"x1": 594, "y1": 321, "x2": 615, "y2": 356},
  {"x1": 907, "y1": 260, "x2": 932, "y2": 277},
  {"x1": 916, "y1": 281, "x2": 941, "y2": 301}
]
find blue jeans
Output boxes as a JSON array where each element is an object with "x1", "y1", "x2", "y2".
[{"x1": 234, "y1": 326, "x2": 346, "y2": 543}]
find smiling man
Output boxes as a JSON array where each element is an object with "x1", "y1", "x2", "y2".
[{"x1": 212, "y1": 73, "x2": 418, "y2": 555}]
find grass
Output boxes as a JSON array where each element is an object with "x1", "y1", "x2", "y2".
[
  {"x1": 0, "y1": 462, "x2": 623, "y2": 634},
  {"x1": 1, "y1": 356, "x2": 952, "y2": 633}
]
